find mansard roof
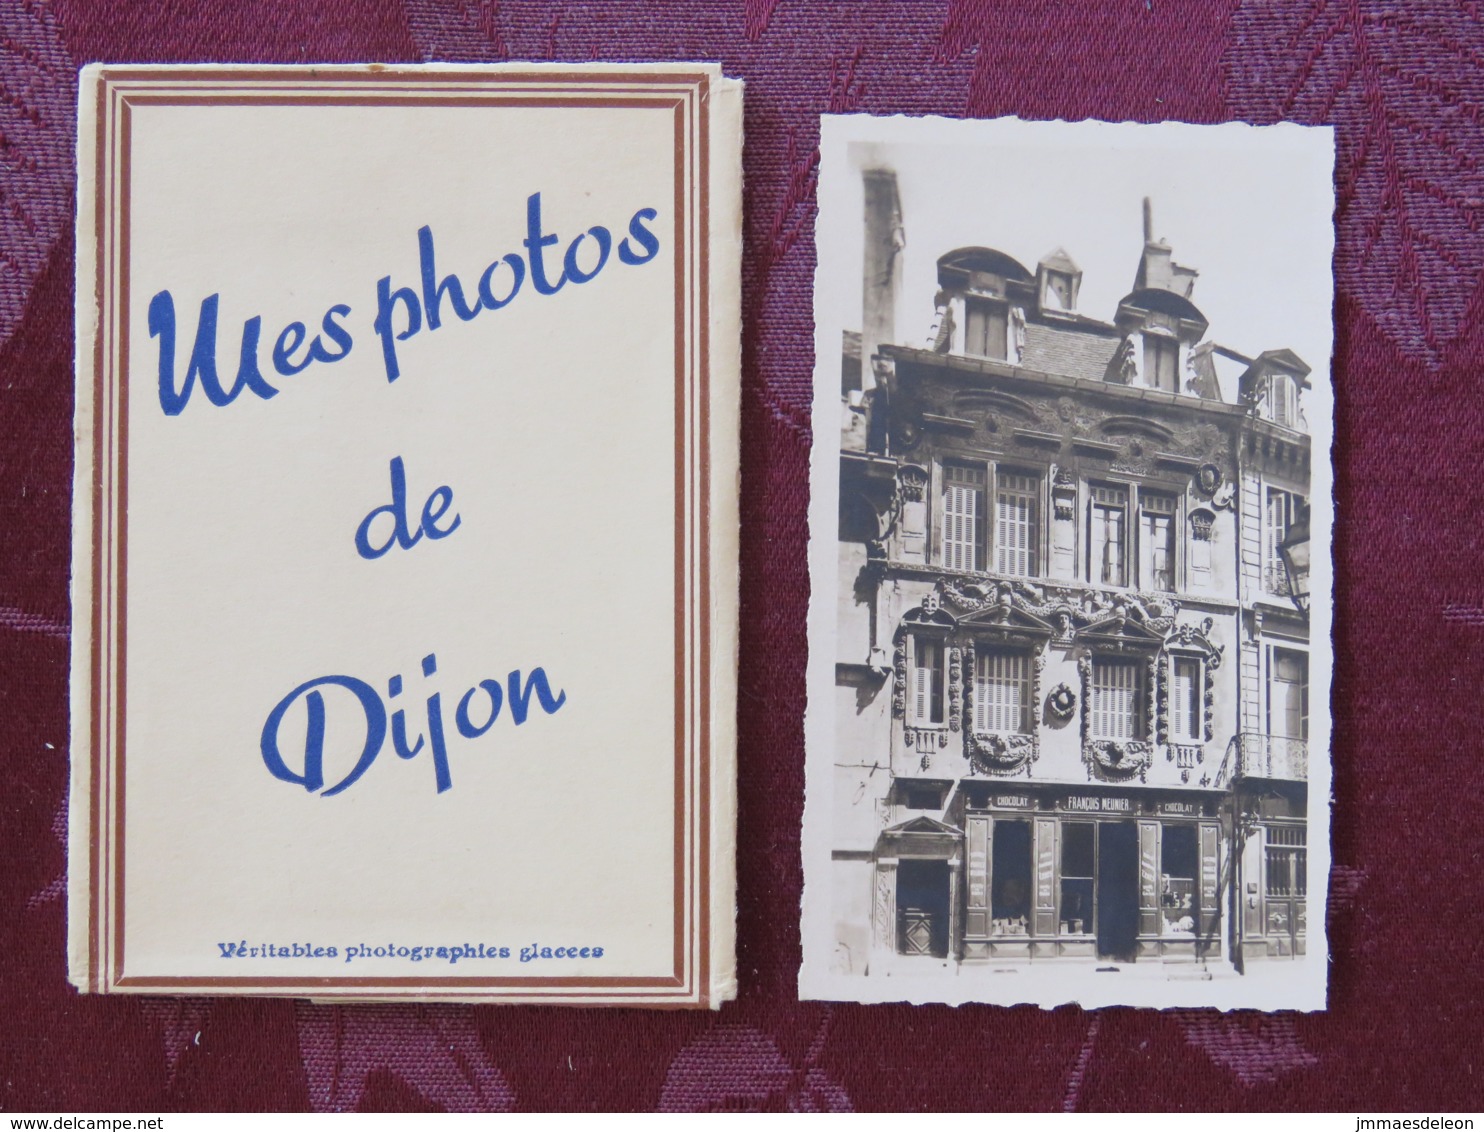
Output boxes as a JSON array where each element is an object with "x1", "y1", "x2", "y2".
[{"x1": 1019, "y1": 321, "x2": 1122, "y2": 383}]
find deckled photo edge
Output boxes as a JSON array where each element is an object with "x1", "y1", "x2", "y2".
[{"x1": 802, "y1": 115, "x2": 1334, "y2": 1010}]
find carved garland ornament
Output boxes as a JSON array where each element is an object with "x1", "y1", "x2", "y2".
[{"x1": 937, "y1": 578, "x2": 1180, "y2": 639}]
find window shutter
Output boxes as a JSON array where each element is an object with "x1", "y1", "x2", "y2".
[
  {"x1": 1199, "y1": 822, "x2": 1221, "y2": 943},
  {"x1": 966, "y1": 816, "x2": 990, "y2": 939},
  {"x1": 1172, "y1": 657, "x2": 1199, "y2": 742},
  {"x1": 995, "y1": 472, "x2": 1038, "y2": 577},
  {"x1": 1034, "y1": 818, "x2": 1058, "y2": 937},
  {"x1": 1090, "y1": 484, "x2": 1127, "y2": 587},
  {"x1": 975, "y1": 650, "x2": 1030, "y2": 733},
  {"x1": 1091, "y1": 659, "x2": 1140, "y2": 739},
  {"x1": 943, "y1": 465, "x2": 985, "y2": 571},
  {"x1": 913, "y1": 640, "x2": 931, "y2": 724}
]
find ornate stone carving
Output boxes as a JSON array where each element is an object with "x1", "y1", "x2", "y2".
[
  {"x1": 937, "y1": 577, "x2": 1180, "y2": 638},
  {"x1": 891, "y1": 639, "x2": 907, "y2": 719},
  {"x1": 1111, "y1": 338, "x2": 1138, "y2": 385},
  {"x1": 872, "y1": 863, "x2": 895, "y2": 950},
  {"x1": 1048, "y1": 683, "x2": 1077, "y2": 721},
  {"x1": 1168, "y1": 744, "x2": 1203, "y2": 784},
  {"x1": 1084, "y1": 738, "x2": 1154, "y2": 779},
  {"x1": 967, "y1": 731, "x2": 1037, "y2": 775},
  {"x1": 947, "y1": 647, "x2": 962, "y2": 732},
  {"x1": 1189, "y1": 508, "x2": 1215, "y2": 541},
  {"x1": 960, "y1": 642, "x2": 976, "y2": 734},
  {"x1": 1110, "y1": 436, "x2": 1153, "y2": 476},
  {"x1": 1195, "y1": 462, "x2": 1223, "y2": 498},
  {"x1": 1158, "y1": 618, "x2": 1224, "y2": 746},
  {"x1": 896, "y1": 463, "x2": 929, "y2": 503}
]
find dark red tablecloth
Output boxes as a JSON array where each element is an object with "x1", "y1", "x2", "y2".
[{"x1": 3, "y1": 0, "x2": 1481, "y2": 1112}]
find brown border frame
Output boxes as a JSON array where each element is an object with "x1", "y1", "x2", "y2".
[{"x1": 83, "y1": 67, "x2": 713, "y2": 1006}]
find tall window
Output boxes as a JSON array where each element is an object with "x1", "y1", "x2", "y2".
[
  {"x1": 942, "y1": 463, "x2": 986, "y2": 571},
  {"x1": 1089, "y1": 484, "x2": 1128, "y2": 587},
  {"x1": 1170, "y1": 656, "x2": 1202, "y2": 743},
  {"x1": 1264, "y1": 487, "x2": 1305, "y2": 595},
  {"x1": 973, "y1": 650, "x2": 1032, "y2": 733},
  {"x1": 1268, "y1": 649, "x2": 1308, "y2": 740},
  {"x1": 964, "y1": 299, "x2": 1008, "y2": 360},
  {"x1": 1144, "y1": 334, "x2": 1179, "y2": 392},
  {"x1": 995, "y1": 471, "x2": 1039, "y2": 577},
  {"x1": 911, "y1": 639, "x2": 946, "y2": 727},
  {"x1": 1139, "y1": 491, "x2": 1177, "y2": 591},
  {"x1": 1090, "y1": 659, "x2": 1142, "y2": 739}
]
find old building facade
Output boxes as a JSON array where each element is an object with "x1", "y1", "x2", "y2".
[{"x1": 832, "y1": 171, "x2": 1312, "y2": 977}]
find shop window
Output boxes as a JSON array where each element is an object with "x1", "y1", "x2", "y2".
[
  {"x1": 1089, "y1": 483, "x2": 1129, "y2": 587},
  {"x1": 1268, "y1": 649, "x2": 1308, "y2": 740},
  {"x1": 964, "y1": 298, "x2": 1009, "y2": 360},
  {"x1": 1160, "y1": 825, "x2": 1198, "y2": 935},
  {"x1": 1265, "y1": 826, "x2": 1307, "y2": 899},
  {"x1": 910, "y1": 638, "x2": 946, "y2": 727},
  {"x1": 991, "y1": 819, "x2": 1032, "y2": 936},
  {"x1": 1059, "y1": 822, "x2": 1095, "y2": 936},
  {"x1": 942, "y1": 463, "x2": 986, "y2": 571},
  {"x1": 1139, "y1": 491, "x2": 1177, "y2": 591},
  {"x1": 973, "y1": 649, "x2": 1033, "y2": 733},
  {"x1": 1264, "y1": 487, "x2": 1305, "y2": 596},
  {"x1": 994, "y1": 470, "x2": 1040, "y2": 577},
  {"x1": 1170, "y1": 656, "x2": 1202, "y2": 743},
  {"x1": 1144, "y1": 333, "x2": 1180, "y2": 392},
  {"x1": 1089, "y1": 658, "x2": 1143, "y2": 740}
]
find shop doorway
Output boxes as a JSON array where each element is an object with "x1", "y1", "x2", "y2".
[
  {"x1": 896, "y1": 859, "x2": 950, "y2": 958},
  {"x1": 1264, "y1": 825, "x2": 1306, "y2": 958},
  {"x1": 1096, "y1": 820, "x2": 1139, "y2": 961}
]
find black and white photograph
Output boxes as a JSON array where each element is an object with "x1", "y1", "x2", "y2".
[{"x1": 802, "y1": 116, "x2": 1334, "y2": 1010}]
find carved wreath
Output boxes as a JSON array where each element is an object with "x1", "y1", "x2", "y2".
[{"x1": 1047, "y1": 683, "x2": 1077, "y2": 721}]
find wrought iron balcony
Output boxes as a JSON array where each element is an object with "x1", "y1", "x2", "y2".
[{"x1": 1234, "y1": 733, "x2": 1308, "y2": 781}]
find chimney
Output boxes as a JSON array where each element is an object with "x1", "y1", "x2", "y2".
[
  {"x1": 861, "y1": 168, "x2": 903, "y2": 392},
  {"x1": 1142, "y1": 196, "x2": 1153, "y2": 245}
]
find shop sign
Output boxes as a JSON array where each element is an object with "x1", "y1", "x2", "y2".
[
  {"x1": 1064, "y1": 795, "x2": 1133, "y2": 813},
  {"x1": 1154, "y1": 801, "x2": 1199, "y2": 817},
  {"x1": 992, "y1": 794, "x2": 1035, "y2": 809}
]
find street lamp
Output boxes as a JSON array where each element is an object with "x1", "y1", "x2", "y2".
[{"x1": 1278, "y1": 503, "x2": 1311, "y2": 612}]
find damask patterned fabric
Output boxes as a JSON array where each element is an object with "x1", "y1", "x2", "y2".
[{"x1": 2, "y1": 0, "x2": 1481, "y2": 1112}]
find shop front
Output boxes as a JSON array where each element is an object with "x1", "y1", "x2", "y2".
[
  {"x1": 955, "y1": 784, "x2": 1224, "y2": 964},
  {"x1": 1232, "y1": 786, "x2": 1308, "y2": 965}
]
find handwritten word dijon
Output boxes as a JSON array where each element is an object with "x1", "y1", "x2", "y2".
[
  {"x1": 260, "y1": 652, "x2": 567, "y2": 796},
  {"x1": 147, "y1": 193, "x2": 661, "y2": 414}
]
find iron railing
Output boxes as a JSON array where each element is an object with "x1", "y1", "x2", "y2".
[{"x1": 1233, "y1": 733, "x2": 1308, "y2": 781}]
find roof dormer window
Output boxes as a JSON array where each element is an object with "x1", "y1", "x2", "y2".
[
  {"x1": 964, "y1": 297, "x2": 1009, "y2": 360},
  {"x1": 1144, "y1": 331, "x2": 1180, "y2": 393},
  {"x1": 1269, "y1": 371, "x2": 1301, "y2": 428}
]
